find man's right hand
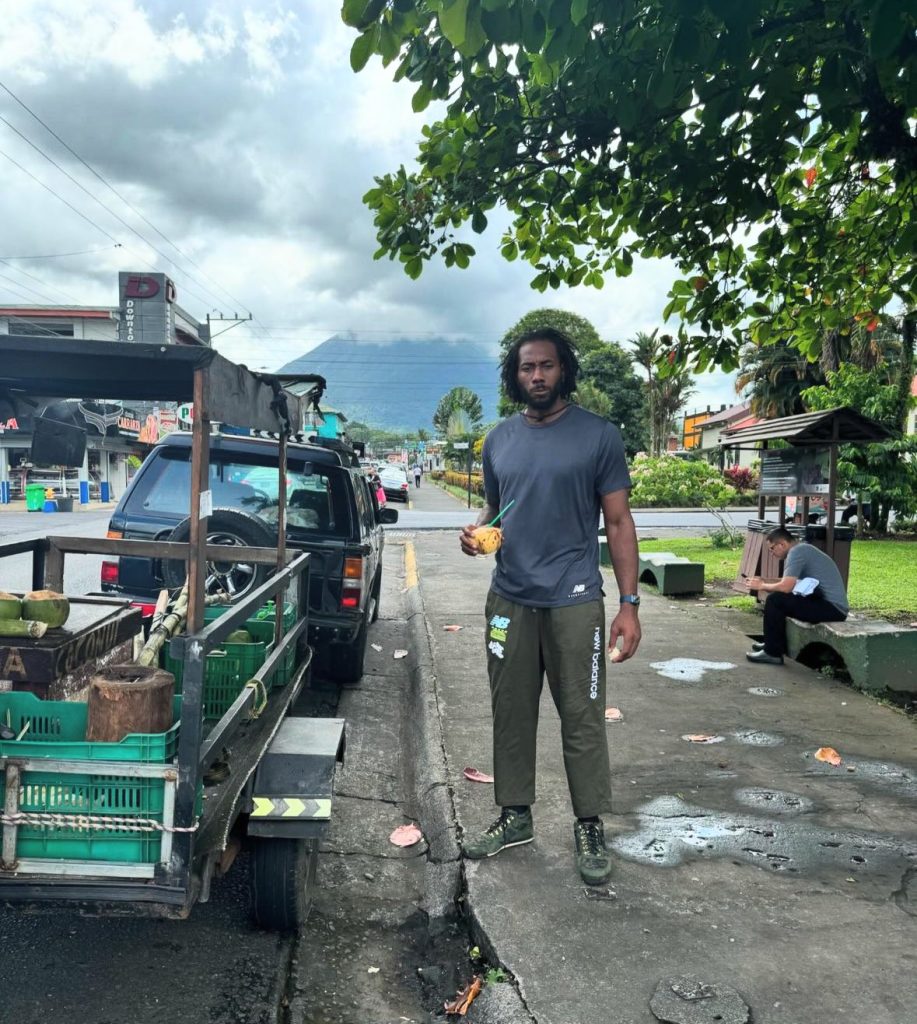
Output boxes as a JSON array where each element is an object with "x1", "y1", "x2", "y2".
[{"x1": 460, "y1": 524, "x2": 480, "y2": 557}]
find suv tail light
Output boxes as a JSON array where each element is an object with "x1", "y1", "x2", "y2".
[
  {"x1": 341, "y1": 556, "x2": 362, "y2": 610},
  {"x1": 101, "y1": 559, "x2": 119, "y2": 585}
]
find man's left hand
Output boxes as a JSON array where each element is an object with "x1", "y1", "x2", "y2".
[{"x1": 609, "y1": 605, "x2": 641, "y2": 662}]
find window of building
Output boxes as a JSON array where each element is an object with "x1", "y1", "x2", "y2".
[{"x1": 12, "y1": 320, "x2": 75, "y2": 337}]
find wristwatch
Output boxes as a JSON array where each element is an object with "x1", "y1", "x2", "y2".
[{"x1": 619, "y1": 594, "x2": 641, "y2": 607}]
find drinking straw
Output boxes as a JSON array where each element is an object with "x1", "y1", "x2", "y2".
[{"x1": 487, "y1": 499, "x2": 515, "y2": 527}]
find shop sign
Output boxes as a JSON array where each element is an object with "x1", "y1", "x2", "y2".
[{"x1": 178, "y1": 403, "x2": 194, "y2": 424}]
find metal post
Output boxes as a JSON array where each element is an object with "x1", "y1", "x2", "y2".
[
  {"x1": 757, "y1": 441, "x2": 768, "y2": 520},
  {"x1": 467, "y1": 447, "x2": 472, "y2": 509},
  {"x1": 2, "y1": 763, "x2": 20, "y2": 869},
  {"x1": 274, "y1": 432, "x2": 288, "y2": 647},
  {"x1": 827, "y1": 424, "x2": 839, "y2": 559},
  {"x1": 187, "y1": 367, "x2": 210, "y2": 635}
]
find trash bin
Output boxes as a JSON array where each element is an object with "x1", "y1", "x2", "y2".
[
  {"x1": 56, "y1": 496, "x2": 74, "y2": 513},
  {"x1": 79, "y1": 480, "x2": 89, "y2": 505},
  {"x1": 25, "y1": 483, "x2": 45, "y2": 512}
]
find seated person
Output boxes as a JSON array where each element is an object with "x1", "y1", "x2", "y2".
[{"x1": 745, "y1": 527, "x2": 848, "y2": 666}]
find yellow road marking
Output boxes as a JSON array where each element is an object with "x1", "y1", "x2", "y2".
[{"x1": 404, "y1": 541, "x2": 418, "y2": 590}]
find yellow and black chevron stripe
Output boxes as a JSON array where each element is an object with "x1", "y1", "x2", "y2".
[{"x1": 250, "y1": 797, "x2": 331, "y2": 819}]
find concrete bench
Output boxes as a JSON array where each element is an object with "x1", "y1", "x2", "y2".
[
  {"x1": 637, "y1": 551, "x2": 705, "y2": 596},
  {"x1": 787, "y1": 617, "x2": 917, "y2": 694}
]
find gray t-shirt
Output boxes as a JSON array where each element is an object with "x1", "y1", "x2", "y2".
[
  {"x1": 481, "y1": 405, "x2": 631, "y2": 608},
  {"x1": 785, "y1": 542, "x2": 849, "y2": 614}
]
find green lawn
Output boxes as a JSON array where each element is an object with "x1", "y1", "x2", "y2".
[{"x1": 639, "y1": 537, "x2": 917, "y2": 618}]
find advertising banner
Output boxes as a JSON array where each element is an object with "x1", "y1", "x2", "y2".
[{"x1": 118, "y1": 272, "x2": 176, "y2": 344}]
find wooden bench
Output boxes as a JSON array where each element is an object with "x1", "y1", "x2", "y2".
[
  {"x1": 786, "y1": 617, "x2": 917, "y2": 694},
  {"x1": 637, "y1": 551, "x2": 705, "y2": 596}
]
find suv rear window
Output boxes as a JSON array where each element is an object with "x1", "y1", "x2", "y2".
[{"x1": 129, "y1": 447, "x2": 353, "y2": 538}]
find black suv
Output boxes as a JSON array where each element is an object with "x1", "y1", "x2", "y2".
[{"x1": 101, "y1": 431, "x2": 398, "y2": 683}]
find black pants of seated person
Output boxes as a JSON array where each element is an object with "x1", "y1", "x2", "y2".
[{"x1": 763, "y1": 592, "x2": 846, "y2": 657}]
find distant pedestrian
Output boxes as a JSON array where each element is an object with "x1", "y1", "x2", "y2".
[
  {"x1": 745, "y1": 527, "x2": 848, "y2": 665},
  {"x1": 412, "y1": 461, "x2": 422, "y2": 488},
  {"x1": 459, "y1": 326, "x2": 641, "y2": 886}
]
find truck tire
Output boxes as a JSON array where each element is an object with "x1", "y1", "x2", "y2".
[
  {"x1": 250, "y1": 836, "x2": 318, "y2": 932},
  {"x1": 370, "y1": 567, "x2": 382, "y2": 623},
  {"x1": 328, "y1": 617, "x2": 368, "y2": 684},
  {"x1": 163, "y1": 507, "x2": 276, "y2": 602}
]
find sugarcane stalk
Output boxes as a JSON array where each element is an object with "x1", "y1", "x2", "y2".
[
  {"x1": 149, "y1": 588, "x2": 170, "y2": 635},
  {"x1": 135, "y1": 586, "x2": 230, "y2": 667},
  {"x1": 0, "y1": 618, "x2": 48, "y2": 639}
]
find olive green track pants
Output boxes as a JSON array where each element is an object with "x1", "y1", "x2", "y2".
[{"x1": 484, "y1": 590, "x2": 611, "y2": 819}]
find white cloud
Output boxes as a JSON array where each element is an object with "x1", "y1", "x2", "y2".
[{"x1": 0, "y1": 2, "x2": 739, "y2": 414}]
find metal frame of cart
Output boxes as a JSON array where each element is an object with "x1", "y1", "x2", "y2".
[{"x1": 0, "y1": 336, "x2": 343, "y2": 928}]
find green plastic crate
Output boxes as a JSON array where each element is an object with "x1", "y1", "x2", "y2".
[
  {"x1": 164, "y1": 640, "x2": 267, "y2": 718},
  {"x1": 243, "y1": 618, "x2": 297, "y2": 689},
  {"x1": 0, "y1": 770, "x2": 167, "y2": 863},
  {"x1": 0, "y1": 693, "x2": 182, "y2": 762}
]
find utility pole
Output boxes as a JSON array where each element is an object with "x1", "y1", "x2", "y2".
[{"x1": 205, "y1": 312, "x2": 253, "y2": 344}]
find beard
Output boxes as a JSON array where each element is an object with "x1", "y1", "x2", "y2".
[{"x1": 524, "y1": 380, "x2": 563, "y2": 410}]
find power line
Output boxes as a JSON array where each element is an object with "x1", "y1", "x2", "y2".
[
  {"x1": 0, "y1": 80, "x2": 276, "y2": 347},
  {"x1": 0, "y1": 244, "x2": 123, "y2": 260},
  {"x1": 0, "y1": 270, "x2": 64, "y2": 305},
  {"x1": 0, "y1": 147, "x2": 119, "y2": 243},
  {"x1": 0, "y1": 258, "x2": 82, "y2": 305},
  {"x1": 0, "y1": 112, "x2": 222, "y2": 306}
]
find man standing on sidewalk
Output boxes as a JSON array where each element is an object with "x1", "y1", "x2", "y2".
[
  {"x1": 459, "y1": 327, "x2": 641, "y2": 886},
  {"x1": 745, "y1": 527, "x2": 848, "y2": 665}
]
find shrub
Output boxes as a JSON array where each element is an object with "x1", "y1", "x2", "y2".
[
  {"x1": 629, "y1": 455, "x2": 738, "y2": 508},
  {"x1": 723, "y1": 465, "x2": 758, "y2": 492}
]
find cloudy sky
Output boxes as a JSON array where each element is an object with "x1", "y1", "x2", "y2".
[{"x1": 0, "y1": 0, "x2": 736, "y2": 415}]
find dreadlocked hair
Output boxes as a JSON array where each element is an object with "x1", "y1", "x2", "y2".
[{"x1": 500, "y1": 328, "x2": 580, "y2": 406}]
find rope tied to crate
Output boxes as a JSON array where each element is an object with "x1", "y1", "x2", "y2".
[
  {"x1": 244, "y1": 678, "x2": 268, "y2": 718},
  {"x1": 0, "y1": 811, "x2": 199, "y2": 833}
]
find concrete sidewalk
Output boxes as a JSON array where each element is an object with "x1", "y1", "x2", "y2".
[{"x1": 410, "y1": 531, "x2": 917, "y2": 1024}]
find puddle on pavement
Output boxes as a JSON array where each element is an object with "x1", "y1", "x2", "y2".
[
  {"x1": 747, "y1": 686, "x2": 784, "y2": 697},
  {"x1": 611, "y1": 795, "x2": 917, "y2": 881},
  {"x1": 805, "y1": 755, "x2": 917, "y2": 799},
  {"x1": 649, "y1": 658, "x2": 736, "y2": 682},
  {"x1": 732, "y1": 729, "x2": 785, "y2": 746},
  {"x1": 734, "y1": 788, "x2": 814, "y2": 813}
]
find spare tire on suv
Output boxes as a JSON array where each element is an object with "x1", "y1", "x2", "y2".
[{"x1": 163, "y1": 508, "x2": 277, "y2": 601}]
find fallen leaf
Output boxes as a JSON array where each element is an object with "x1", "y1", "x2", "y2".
[
  {"x1": 604, "y1": 707, "x2": 624, "y2": 722},
  {"x1": 393, "y1": 649, "x2": 408, "y2": 659},
  {"x1": 443, "y1": 624, "x2": 463, "y2": 632},
  {"x1": 462, "y1": 766, "x2": 495, "y2": 783},
  {"x1": 367, "y1": 966, "x2": 380, "y2": 975},
  {"x1": 444, "y1": 976, "x2": 483, "y2": 1016},
  {"x1": 815, "y1": 746, "x2": 842, "y2": 766},
  {"x1": 371, "y1": 643, "x2": 383, "y2": 652},
  {"x1": 682, "y1": 734, "x2": 725, "y2": 744},
  {"x1": 389, "y1": 823, "x2": 423, "y2": 847}
]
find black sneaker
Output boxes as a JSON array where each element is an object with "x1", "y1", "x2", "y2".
[
  {"x1": 574, "y1": 819, "x2": 611, "y2": 885},
  {"x1": 464, "y1": 808, "x2": 533, "y2": 859},
  {"x1": 746, "y1": 649, "x2": 783, "y2": 665}
]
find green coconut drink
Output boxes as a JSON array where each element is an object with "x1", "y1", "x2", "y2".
[{"x1": 22, "y1": 590, "x2": 71, "y2": 629}]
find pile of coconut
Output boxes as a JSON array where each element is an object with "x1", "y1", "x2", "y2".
[{"x1": 0, "y1": 589, "x2": 70, "y2": 638}]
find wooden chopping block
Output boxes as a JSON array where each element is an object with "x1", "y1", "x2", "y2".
[{"x1": 86, "y1": 664, "x2": 175, "y2": 742}]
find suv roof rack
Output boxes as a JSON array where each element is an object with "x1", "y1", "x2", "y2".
[{"x1": 306, "y1": 435, "x2": 361, "y2": 467}]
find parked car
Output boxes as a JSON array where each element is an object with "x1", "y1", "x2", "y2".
[
  {"x1": 378, "y1": 464, "x2": 410, "y2": 503},
  {"x1": 100, "y1": 431, "x2": 398, "y2": 683}
]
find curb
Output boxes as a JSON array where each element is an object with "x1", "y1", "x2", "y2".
[{"x1": 402, "y1": 556, "x2": 536, "y2": 1024}]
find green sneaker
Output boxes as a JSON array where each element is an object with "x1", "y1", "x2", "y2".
[
  {"x1": 574, "y1": 819, "x2": 611, "y2": 885},
  {"x1": 464, "y1": 808, "x2": 533, "y2": 859}
]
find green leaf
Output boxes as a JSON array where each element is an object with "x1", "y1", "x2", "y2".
[
  {"x1": 439, "y1": 0, "x2": 469, "y2": 49},
  {"x1": 405, "y1": 256, "x2": 423, "y2": 279},
  {"x1": 342, "y1": 0, "x2": 385, "y2": 30},
  {"x1": 571, "y1": 0, "x2": 589, "y2": 26},
  {"x1": 472, "y1": 209, "x2": 488, "y2": 233},
  {"x1": 869, "y1": 0, "x2": 909, "y2": 59},
  {"x1": 412, "y1": 83, "x2": 433, "y2": 112},
  {"x1": 350, "y1": 30, "x2": 376, "y2": 72}
]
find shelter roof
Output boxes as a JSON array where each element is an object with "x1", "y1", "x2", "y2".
[
  {"x1": 720, "y1": 406, "x2": 892, "y2": 446},
  {"x1": 0, "y1": 335, "x2": 305, "y2": 434}
]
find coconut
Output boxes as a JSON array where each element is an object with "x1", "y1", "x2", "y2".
[
  {"x1": 22, "y1": 589, "x2": 70, "y2": 629},
  {"x1": 472, "y1": 526, "x2": 503, "y2": 555},
  {"x1": 226, "y1": 629, "x2": 254, "y2": 644},
  {"x1": 0, "y1": 592, "x2": 22, "y2": 620}
]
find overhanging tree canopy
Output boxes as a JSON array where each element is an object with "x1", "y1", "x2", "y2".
[{"x1": 343, "y1": 0, "x2": 917, "y2": 370}]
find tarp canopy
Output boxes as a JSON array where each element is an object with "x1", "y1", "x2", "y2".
[
  {"x1": 0, "y1": 335, "x2": 305, "y2": 434},
  {"x1": 720, "y1": 406, "x2": 892, "y2": 447}
]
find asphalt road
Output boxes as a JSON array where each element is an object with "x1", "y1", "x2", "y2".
[{"x1": 0, "y1": 510, "x2": 111, "y2": 594}]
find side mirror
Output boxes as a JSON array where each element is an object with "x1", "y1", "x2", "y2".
[{"x1": 379, "y1": 507, "x2": 399, "y2": 525}]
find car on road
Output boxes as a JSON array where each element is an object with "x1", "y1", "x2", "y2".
[
  {"x1": 101, "y1": 431, "x2": 398, "y2": 683},
  {"x1": 378, "y1": 464, "x2": 410, "y2": 503}
]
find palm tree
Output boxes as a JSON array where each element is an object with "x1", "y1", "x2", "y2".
[
  {"x1": 433, "y1": 387, "x2": 483, "y2": 438},
  {"x1": 629, "y1": 330, "x2": 661, "y2": 452},
  {"x1": 654, "y1": 367, "x2": 695, "y2": 453},
  {"x1": 736, "y1": 340, "x2": 823, "y2": 418}
]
